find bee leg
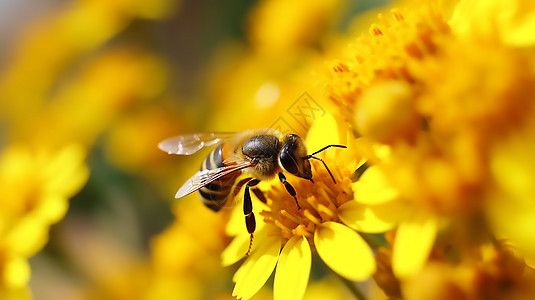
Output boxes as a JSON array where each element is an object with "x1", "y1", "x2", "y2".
[
  {"x1": 278, "y1": 172, "x2": 301, "y2": 210},
  {"x1": 244, "y1": 179, "x2": 260, "y2": 256}
]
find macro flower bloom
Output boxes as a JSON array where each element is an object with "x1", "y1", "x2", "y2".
[
  {"x1": 323, "y1": 3, "x2": 453, "y2": 279},
  {"x1": 323, "y1": 0, "x2": 535, "y2": 297},
  {"x1": 221, "y1": 112, "x2": 399, "y2": 300}
]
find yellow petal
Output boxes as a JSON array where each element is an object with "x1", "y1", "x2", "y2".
[
  {"x1": 274, "y1": 236, "x2": 311, "y2": 300},
  {"x1": 392, "y1": 213, "x2": 438, "y2": 278},
  {"x1": 232, "y1": 235, "x2": 281, "y2": 300},
  {"x1": 36, "y1": 194, "x2": 69, "y2": 224},
  {"x1": 226, "y1": 199, "x2": 247, "y2": 236},
  {"x1": 353, "y1": 166, "x2": 399, "y2": 205},
  {"x1": 306, "y1": 111, "x2": 349, "y2": 150},
  {"x1": 222, "y1": 223, "x2": 274, "y2": 267},
  {"x1": 42, "y1": 144, "x2": 89, "y2": 197},
  {"x1": 314, "y1": 222, "x2": 375, "y2": 281},
  {"x1": 355, "y1": 81, "x2": 417, "y2": 143},
  {"x1": 305, "y1": 110, "x2": 360, "y2": 171},
  {"x1": 222, "y1": 233, "x2": 250, "y2": 267},
  {"x1": 338, "y1": 200, "x2": 404, "y2": 233},
  {"x1": 4, "y1": 217, "x2": 48, "y2": 256},
  {"x1": 301, "y1": 276, "x2": 353, "y2": 300},
  {"x1": 3, "y1": 256, "x2": 31, "y2": 289}
]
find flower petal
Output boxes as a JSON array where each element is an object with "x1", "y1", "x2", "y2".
[
  {"x1": 37, "y1": 194, "x2": 69, "y2": 224},
  {"x1": 314, "y1": 222, "x2": 375, "y2": 281},
  {"x1": 222, "y1": 223, "x2": 273, "y2": 267},
  {"x1": 274, "y1": 236, "x2": 311, "y2": 300},
  {"x1": 306, "y1": 111, "x2": 347, "y2": 150},
  {"x1": 4, "y1": 216, "x2": 48, "y2": 257},
  {"x1": 338, "y1": 200, "x2": 404, "y2": 233},
  {"x1": 232, "y1": 235, "x2": 281, "y2": 300},
  {"x1": 222, "y1": 232, "x2": 252, "y2": 267},
  {"x1": 353, "y1": 166, "x2": 399, "y2": 205},
  {"x1": 392, "y1": 213, "x2": 438, "y2": 278},
  {"x1": 42, "y1": 144, "x2": 89, "y2": 197},
  {"x1": 3, "y1": 256, "x2": 31, "y2": 289}
]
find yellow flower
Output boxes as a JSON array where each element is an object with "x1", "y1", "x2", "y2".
[
  {"x1": 0, "y1": 144, "x2": 88, "y2": 292},
  {"x1": 324, "y1": 4, "x2": 450, "y2": 129},
  {"x1": 323, "y1": 4, "x2": 449, "y2": 279},
  {"x1": 324, "y1": 0, "x2": 535, "y2": 283},
  {"x1": 222, "y1": 113, "x2": 391, "y2": 300}
]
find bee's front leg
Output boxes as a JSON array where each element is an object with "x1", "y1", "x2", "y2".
[
  {"x1": 278, "y1": 172, "x2": 301, "y2": 210},
  {"x1": 244, "y1": 178, "x2": 260, "y2": 256}
]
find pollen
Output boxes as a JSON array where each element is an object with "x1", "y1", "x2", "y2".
[
  {"x1": 259, "y1": 159, "x2": 354, "y2": 247},
  {"x1": 325, "y1": 7, "x2": 450, "y2": 123},
  {"x1": 370, "y1": 24, "x2": 383, "y2": 37}
]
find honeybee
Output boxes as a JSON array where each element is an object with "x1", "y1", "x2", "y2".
[{"x1": 159, "y1": 129, "x2": 345, "y2": 254}]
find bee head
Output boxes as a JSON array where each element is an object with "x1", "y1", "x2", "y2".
[
  {"x1": 280, "y1": 134, "x2": 347, "y2": 184},
  {"x1": 279, "y1": 134, "x2": 312, "y2": 180}
]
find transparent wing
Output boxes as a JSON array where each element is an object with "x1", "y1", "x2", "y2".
[
  {"x1": 175, "y1": 161, "x2": 255, "y2": 198},
  {"x1": 158, "y1": 132, "x2": 237, "y2": 155}
]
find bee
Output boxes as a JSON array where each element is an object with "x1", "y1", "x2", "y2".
[{"x1": 158, "y1": 129, "x2": 345, "y2": 254}]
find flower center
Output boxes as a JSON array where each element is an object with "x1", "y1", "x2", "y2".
[
  {"x1": 259, "y1": 159, "x2": 354, "y2": 246},
  {"x1": 325, "y1": 7, "x2": 450, "y2": 123}
]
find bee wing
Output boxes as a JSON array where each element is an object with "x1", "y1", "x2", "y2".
[
  {"x1": 158, "y1": 132, "x2": 237, "y2": 155},
  {"x1": 175, "y1": 161, "x2": 255, "y2": 198}
]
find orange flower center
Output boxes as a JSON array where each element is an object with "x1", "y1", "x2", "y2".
[{"x1": 259, "y1": 159, "x2": 354, "y2": 246}]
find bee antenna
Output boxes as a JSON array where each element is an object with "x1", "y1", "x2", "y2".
[
  {"x1": 306, "y1": 144, "x2": 346, "y2": 184},
  {"x1": 310, "y1": 144, "x2": 347, "y2": 156},
  {"x1": 308, "y1": 155, "x2": 337, "y2": 184}
]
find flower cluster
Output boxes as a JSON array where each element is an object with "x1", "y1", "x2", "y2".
[
  {"x1": 223, "y1": 113, "x2": 381, "y2": 300},
  {"x1": 320, "y1": 0, "x2": 535, "y2": 298},
  {"x1": 216, "y1": 0, "x2": 535, "y2": 299}
]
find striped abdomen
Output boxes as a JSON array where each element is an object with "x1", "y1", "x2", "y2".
[{"x1": 199, "y1": 143, "x2": 241, "y2": 211}]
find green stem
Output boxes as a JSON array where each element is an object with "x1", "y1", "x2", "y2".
[{"x1": 336, "y1": 273, "x2": 368, "y2": 300}]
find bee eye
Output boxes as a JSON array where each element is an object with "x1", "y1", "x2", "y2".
[{"x1": 280, "y1": 150, "x2": 299, "y2": 174}]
